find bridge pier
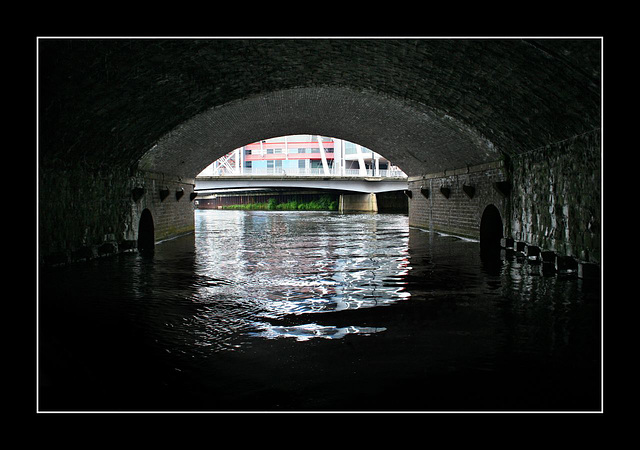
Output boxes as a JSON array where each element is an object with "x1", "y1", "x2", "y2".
[{"x1": 339, "y1": 193, "x2": 378, "y2": 212}]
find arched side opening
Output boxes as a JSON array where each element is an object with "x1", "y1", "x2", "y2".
[
  {"x1": 480, "y1": 204, "x2": 503, "y2": 253},
  {"x1": 138, "y1": 209, "x2": 155, "y2": 253}
]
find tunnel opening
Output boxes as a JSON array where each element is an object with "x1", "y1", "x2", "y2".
[
  {"x1": 193, "y1": 134, "x2": 409, "y2": 213},
  {"x1": 37, "y1": 39, "x2": 602, "y2": 412},
  {"x1": 479, "y1": 204, "x2": 503, "y2": 254},
  {"x1": 138, "y1": 209, "x2": 155, "y2": 253}
]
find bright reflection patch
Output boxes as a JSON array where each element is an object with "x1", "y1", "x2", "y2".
[{"x1": 250, "y1": 322, "x2": 387, "y2": 341}]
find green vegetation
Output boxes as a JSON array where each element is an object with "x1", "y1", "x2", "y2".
[{"x1": 223, "y1": 195, "x2": 339, "y2": 211}]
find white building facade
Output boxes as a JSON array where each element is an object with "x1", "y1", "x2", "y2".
[{"x1": 197, "y1": 135, "x2": 407, "y2": 178}]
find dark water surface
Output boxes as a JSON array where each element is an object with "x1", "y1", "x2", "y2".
[{"x1": 38, "y1": 210, "x2": 601, "y2": 412}]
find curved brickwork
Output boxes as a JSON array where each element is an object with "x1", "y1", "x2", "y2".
[
  {"x1": 38, "y1": 38, "x2": 601, "y2": 265},
  {"x1": 138, "y1": 85, "x2": 500, "y2": 178},
  {"x1": 39, "y1": 38, "x2": 600, "y2": 175}
]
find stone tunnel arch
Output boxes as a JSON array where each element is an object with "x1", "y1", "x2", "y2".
[
  {"x1": 37, "y1": 38, "x2": 601, "y2": 265},
  {"x1": 137, "y1": 86, "x2": 499, "y2": 180}
]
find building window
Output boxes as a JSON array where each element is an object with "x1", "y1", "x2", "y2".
[{"x1": 344, "y1": 142, "x2": 356, "y2": 154}]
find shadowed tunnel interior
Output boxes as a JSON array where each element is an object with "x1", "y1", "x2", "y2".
[
  {"x1": 137, "y1": 208, "x2": 154, "y2": 253},
  {"x1": 39, "y1": 38, "x2": 600, "y2": 178},
  {"x1": 37, "y1": 38, "x2": 601, "y2": 266},
  {"x1": 37, "y1": 38, "x2": 603, "y2": 412},
  {"x1": 480, "y1": 204, "x2": 503, "y2": 252}
]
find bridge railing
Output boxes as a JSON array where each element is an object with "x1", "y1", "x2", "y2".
[{"x1": 202, "y1": 167, "x2": 407, "y2": 178}]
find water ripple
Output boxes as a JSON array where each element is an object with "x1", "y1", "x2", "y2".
[
  {"x1": 184, "y1": 210, "x2": 413, "y2": 346},
  {"x1": 249, "y1": 322, "x2": 387, "y2": 341}
]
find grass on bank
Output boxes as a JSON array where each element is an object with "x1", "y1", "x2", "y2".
[{"x1": 222, "y1": 196, "x2": 339, "y2": 211}]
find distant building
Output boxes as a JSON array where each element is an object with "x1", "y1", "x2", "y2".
[{"x1": 197, "y1": 135, "x2": 407, "y2": 178}]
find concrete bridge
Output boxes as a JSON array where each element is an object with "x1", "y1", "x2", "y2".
[
  {"x1": 38, "y1": 38, "x2": 601, "y2": 274},
  {"x1": 195, "y1": 174, "x2": 409, "y2": 212},
  {"x1": 195, "y1": 174, "x2": 408, "y2": 194}
]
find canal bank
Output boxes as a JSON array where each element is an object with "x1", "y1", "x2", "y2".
[{"x1": 195, "y1": 190, "x2": 409, "y2": 214}]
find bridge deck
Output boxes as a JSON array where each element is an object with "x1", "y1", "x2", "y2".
[{"x1": 195, "y1": 175, "x2": 408, "y2": 194}]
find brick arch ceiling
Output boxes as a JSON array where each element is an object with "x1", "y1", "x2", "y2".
[
  {"x1": 138, "y1": 85, "x2": 499, "y2": 178},
  {"x1": 38, "y1": 38, "x2": 601, "y2": 179}
]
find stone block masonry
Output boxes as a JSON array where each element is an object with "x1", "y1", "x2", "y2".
[
  {"x1": 408, "y1": 161, "x2": 508, "y2": 240},
  {"x1": 128, "y1": 171, "x2": 196, "y2": 244},
  {"x1": 39, "y1": 164, "x2": 135, "y2": 266},
  {"x1": 408, "y1": 129, "x2": 601, "y2": 267},
  {"x1": 509, "y1": 130, "x2": 600, "y2": 263},
  {"x1": 39, "y1": 165, "x2": 196, "y2": 266}
]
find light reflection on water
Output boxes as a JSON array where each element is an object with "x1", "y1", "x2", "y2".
[
  {"x1": 190, "y1": 210, "x2": 411, "y2": 347},
  {"x1": 249, "y1": 323, "x2": 387, "y2": 341},
  {"x1": 39, "y1": 209, "x2": 601, "y2": 411}
]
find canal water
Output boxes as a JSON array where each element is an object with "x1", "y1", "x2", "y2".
[{"x1": 38, "y1": 210, "x2": 601, "y2": 412}]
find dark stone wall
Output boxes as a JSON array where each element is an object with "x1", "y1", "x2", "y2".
[
  {"x1": 130, "y1": 172, "x2": 196, "y2": 245},
  {"x1": 39, "y1": 165, "x2": 134, "y2": 265},
  {"x1": 40, "y1": 168, "x2": 195, "y2": 265},
  {"x1": 509, "y1": 129, "x2": 601, "y2": 262},
  {"x1": 37, "y1": 38, "x2": 601, "y2": 265},
  {"x1": 408, "y1": 162, "x2": 508, "y2": 240},
  {"x1": 408, "y1": 129, "x2": 601, "y2": 264}
]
